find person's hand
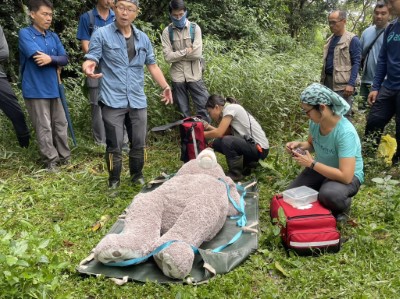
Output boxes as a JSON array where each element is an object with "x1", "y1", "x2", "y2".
[
  {"x1": 292, "y1": 149, "x2": 314, "y2": 168},
  {"x1": 33, "y1": 51, "x2": 51, "y2": 66},
  {"x1": 186, "y1": 47, "x2": 193, "y2": 54},
  {"x1": 161, "y1": 86, "x2": 173, "y2": 105},
  {"x1": 285, "y1": 141, "x2": 301, "y2": 154},
  {"x1": 368, "y1": 90, "x2": 379, "y2": 106},
  {"x1": 82, "y1": 60, "x2": 103, "y2": 79},
  {"x1": 342, "y1": 85, "x2": 354, "y2": 98}
]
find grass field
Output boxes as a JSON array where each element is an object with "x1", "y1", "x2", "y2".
[{"x1": 1, "y1": 109, "x2": 400, "y2": 298}]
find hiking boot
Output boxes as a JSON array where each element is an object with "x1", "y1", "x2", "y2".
[
  {"x1": 226, "y1": 156, "x2": 244, "y2": 182},
  {"x1": 108, "y1": 180, "x2": 120, "y2": 189},
  {"x1": 131, "y1": 174, "x2": 145, "y2": 186}
]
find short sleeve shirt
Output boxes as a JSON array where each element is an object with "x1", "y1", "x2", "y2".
[
  {"x1": 223, "y1": 103, "x2": 269, "y2": 149},
  {"x1": 309, "y1": 117, "x2": 364, "y2": 183},
  {"x1": 76, "y1": 8, "x2": 115, "y2": 41}
]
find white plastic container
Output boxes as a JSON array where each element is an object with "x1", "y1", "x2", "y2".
[{"x1": 283, "y1": 186, "x2": 318, "y2": 209}]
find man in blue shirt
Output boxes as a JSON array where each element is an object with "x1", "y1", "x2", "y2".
[
  {"x1": 365, "y1": 0, "x2": 400, "y2": 165},
  {"x1": 19, "y1": 0, "x2": 70, "y2": 171},
  {"x1": 0, "y1": 25, "x2": 30, "y2": 148},
  {"x1": 77, "y1": 0, "x2": 114, "y2": 146},
  {"x1": 82, "y1": 0, "x2": 173, "y2": 188},
  {"x1": 359, "y1": 1, "x2": 390, "y2": 111},
  {"x1": 320, "y1": 10, "x2": 361, "y2": 119}
]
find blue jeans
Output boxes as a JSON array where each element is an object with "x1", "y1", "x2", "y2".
[{"x1": 364, "y1": 85, "x2": 400, "y2": 154}]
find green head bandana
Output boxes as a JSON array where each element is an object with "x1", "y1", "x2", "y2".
[{"x1": 300, "y1": 83, "x2": 350, "y2": 116}]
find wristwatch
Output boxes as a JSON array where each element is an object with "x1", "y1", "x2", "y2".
[{"x1": 310, "y1": 160, "x2": 317, "y2": 169}]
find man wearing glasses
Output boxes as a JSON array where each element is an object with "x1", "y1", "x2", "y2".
[
  {"x1": 82, "y1": 0, "x2": 173, "y2": 188},
  {"x1": 320, "y1": 10, "x2": 361, "y2": 119}
]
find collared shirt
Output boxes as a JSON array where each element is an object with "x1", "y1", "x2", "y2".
[
  {"x1": 84, "y1": 22, "x2": 156, "y2": 109},
  {"x1": 373, "y1": 19, "x2": 400, "y2": 91},
  {"x1": 360, "y1": 25, "x2": 385, "y2": 84},
  {"x1": 161, "y1": 20, "x2": 203, "y2": 82},
  {"x1": 19, "y1": 25, "x2": 68, "y2": 99},
  {"x1": 76, "y1": 7, "x2": 115, "y2": 41}
]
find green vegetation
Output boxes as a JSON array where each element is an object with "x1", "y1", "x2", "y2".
[
  {"x1": 2, "y1": 35, "x2": 400, "y2": 297},
  {"x1": 1, "y1": 0, "x2": 400, "y2": 297}
]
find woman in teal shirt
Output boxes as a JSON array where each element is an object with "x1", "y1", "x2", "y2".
[{"x1": 286, "y1": 83, "x2": 364, "y2": 221}]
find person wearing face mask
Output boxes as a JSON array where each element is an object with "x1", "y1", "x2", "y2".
[
  {"x1": 161, "y1": 0, "x2": 210, "y2": 122},
  {"x1": 286, "y1": 83, "x2": 364, "y2": 222}
]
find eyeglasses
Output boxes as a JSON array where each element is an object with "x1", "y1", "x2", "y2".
[
  {"x1": 116, "y1": 5, "x2": 137, "y2": 13},
  {"x1": 328, "y1": 19, "x2": 344, "y2": 26},
  {"x1": 302, "y1": 106, "x2": 315, "y2": 115}
]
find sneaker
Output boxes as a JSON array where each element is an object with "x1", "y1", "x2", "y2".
[
  {"x1": 46, "y1": 162, "x2": 59, "y2": 173},
  {"x1": 58, "y1": 158, "x2": 71, "y2": 166}
]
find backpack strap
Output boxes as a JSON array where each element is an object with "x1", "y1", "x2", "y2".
[
  {"x1": 168, "y1": 24, "x2": 174, "y2": 51},
  {"x1": 168, "y1": 22, "x2": 196, "y2": 51},
  {"x1": 87, "y1": 9, "x2": 95, "y2": 36},
  {"x1": 189, "y1": 22, "x2": 196, "y2": 44}
]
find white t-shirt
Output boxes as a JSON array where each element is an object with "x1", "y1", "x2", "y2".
[{"x1": 223, "y1": 103, "x2": 269, "y2": 149}]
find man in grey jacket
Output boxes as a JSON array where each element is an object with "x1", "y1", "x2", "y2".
[
  {"x1": 0, "y1": 25, "x2": 30, "y2": 148},
  {"x1": 161, "y1": 0, "x2": 210, "y2": 122}
]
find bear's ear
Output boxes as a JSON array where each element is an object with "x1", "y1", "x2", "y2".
[{"x1": 197, "y1": 148, "x2": 217, "y2": 169}]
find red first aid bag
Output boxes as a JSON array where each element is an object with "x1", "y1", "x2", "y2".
[
  {"x1": 180, "y1": 117, "x2": 206, "y2": 162},
  {"x1": 270, "y1": 194, "x2": 341, "y2": 255}
]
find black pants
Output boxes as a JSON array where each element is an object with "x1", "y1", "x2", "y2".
[
  {"x1": 364, "y1": 86, "x2": 400, "y2": 154},
  {"x1": 288, "y1": 168, "x2": 361, "y2": 216},
  {"x1": 212, "y1": 135, "x2": 268, "y2": 163},
  {"x1": 0, "y1": 77, "x2": 30, "y2": 143}
]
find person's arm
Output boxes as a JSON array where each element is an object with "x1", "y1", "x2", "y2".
[
  {"x1": 146, "y1": 63, "x2": 173, "y2": 105},
  {"x1": 81, "y1": 40, "x2": 90, "y2": 54},
  {"x1": 0, "y1": 26, "x2": 9, "y2": 62},
  {"x1": 372, "y1": 25, "x2": 391, "y2": 91},
  {"x1": 204, "y1": 116, "x2": 232, "y2": 139},
  {"x1": 342, "y1": 36, "x2": 361, "y2": 97},
  {"x1": 185, "y1": 24, "x2": 202, "y2": 61},
  {"x1": 77, "y1": 13, "x2": 91, "y2": 53},
  {"x1": 161, "y1": 26, "x2": 194, "y2": 63},
  {"x1": 292, "y1": 131, "x2": 357, "y2": 184},
  {"x1": 286, "y1": 135, "x2": 314, "y2": 154}
]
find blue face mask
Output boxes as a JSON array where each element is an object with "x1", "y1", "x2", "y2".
[{"x1": 170, "y1": 11, "x2": 187, "y2": 29}]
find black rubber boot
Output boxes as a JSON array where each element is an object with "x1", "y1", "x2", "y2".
[
  {"x1": 129, "y1": 149, "x2": 145, "y2": 186},
  {"x1": 226, "y1": 156, "x2": 244, "y2": 182},
  {"x1": 105, "y1": 152, "x2": 122, "y2": 189}
]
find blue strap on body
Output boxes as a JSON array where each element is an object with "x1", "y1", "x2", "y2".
[
  {"x1": 104, "y1": 179, "x2": 249, "y2": 267},
  {"x1": 106, "y1": 240, "x2": 199, "y2": 267}
]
